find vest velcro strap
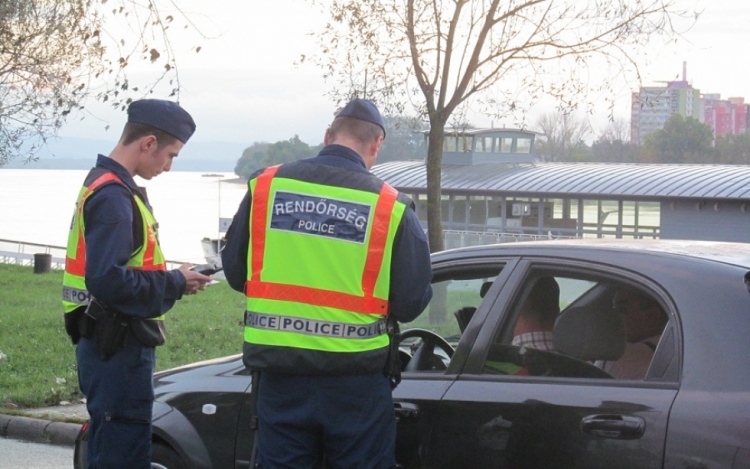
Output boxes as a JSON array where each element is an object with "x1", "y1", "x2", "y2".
[
  {"x1": 246, "y1": 280, "x2": 388, "y2": 316},
  {"x1": 245, "y1": 311, "x2": 387, "y2": 339}
]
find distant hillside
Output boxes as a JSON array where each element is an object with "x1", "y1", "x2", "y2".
[{"x1": 4, "y1": 137, "x2": 248, "y2": 172}]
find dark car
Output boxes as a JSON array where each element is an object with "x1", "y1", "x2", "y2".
[{"x1": 75, "y1": 239, "x2": 750, "y2": 468}]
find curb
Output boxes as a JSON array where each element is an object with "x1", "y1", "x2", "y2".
[{"x1": 0, "y1": 413, "x2": 82, "y2": 447}]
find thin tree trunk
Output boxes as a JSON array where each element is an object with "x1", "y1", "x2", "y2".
[{"x1": 426, "y1": 124, "x2": 446, "y2": 253}]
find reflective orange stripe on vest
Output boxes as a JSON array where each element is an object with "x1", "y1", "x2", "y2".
[
  {"x1": 65, "y1": 173, "x2": 122, "y2": 277},
  {"x1": 245, "y1": 166, "x2": 398, "y2": 316},
  {"x1": 140, "y1": 219, "x2": 165, "y2": 271},
  {"x1": 65, "y1": 173, "x2": 166, "y2": 277}
]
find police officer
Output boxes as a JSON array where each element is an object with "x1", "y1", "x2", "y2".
[
  {"x1": 222, "y1": 99, "x2": 433, "y2": 469},
  {"x1": 62, "y1": 99, "x2": 211, "y2": 469}
]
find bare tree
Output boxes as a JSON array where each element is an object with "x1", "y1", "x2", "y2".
[
  {"x1": 591, "y1": 118, "x2": 639, "y2": 162},
  {"x1": 304, "y1": 0, "x2": 693, "y2": 251},
  {"x1": 535, "y1": 112, "x2": 591, "y2": 162},
  {"x1": 0, "y1": 0, "x2": 202, "y2": 167}
]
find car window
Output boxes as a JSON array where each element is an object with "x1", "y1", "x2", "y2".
[
  {"x1": 483, "y1": 269, "x2": 671, "y2": 382},
  {"x1": 400, "y1": 265, "x2": 503, "y2": 371}
]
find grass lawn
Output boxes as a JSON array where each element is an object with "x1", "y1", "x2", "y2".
[{"x1": 0, "y1": 264, "x2": 247, "y2": 409}]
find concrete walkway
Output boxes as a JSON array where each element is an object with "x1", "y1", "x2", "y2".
[{"x1": 0, "y1": 403, "x2": 87, "y2": 447}]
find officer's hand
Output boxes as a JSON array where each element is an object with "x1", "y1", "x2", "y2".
[{"x1": 179, "y1": 263, "x2": 212, "y2": 296}]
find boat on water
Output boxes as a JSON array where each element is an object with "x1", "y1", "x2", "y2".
[
  {"x1": 201, "y1": 237, "x2": 224, "y2": 267},
  {"x1": 201, "y1": 217, "x2": 233, "y2": 266}
]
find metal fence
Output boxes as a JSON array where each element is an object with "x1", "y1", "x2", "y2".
[
  {"x1": 0, "y1": 238, "x2": 67, "y2": 270},
  {"x1": 0, "y1": 238, "x2": 184, "y2": 271},
  {"x1": 442, "y1": 230, "x2": 578, "y2": 250}
]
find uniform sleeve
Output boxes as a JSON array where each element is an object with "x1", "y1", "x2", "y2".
[
  {"x1": 221, "y1": 192, "x2": 251, "y2": 293},
  {"x1": 388, "y1": 208, "x2": 433, "y2": 323},
  {"x1": 83, "y1": 184, "x2": 185, "y2": 319}
]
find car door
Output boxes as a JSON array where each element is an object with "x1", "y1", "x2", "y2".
[
  {"x1": 422, "y1": 259, "x2": 681, "y2": 469},
  {"x1": 392, "y1": 256, "x2": 518, "y2": 469}
]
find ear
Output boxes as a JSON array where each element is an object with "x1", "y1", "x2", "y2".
[
  {"x1": 370, "y1": 135, "x2": 384, "y2": 157},
  {"x1": 139, "y1": 135, "x2": 158, "y2": 153},
  {"x1": 324, "y1": 128, "x2": 332, "y2": 146}
]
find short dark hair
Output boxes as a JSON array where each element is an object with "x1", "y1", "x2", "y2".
[
  {"x1": 523, "y1": 276, "x2": 561, "y2": 324},
  {"x1": 121, "y1": 122, "x2": 180, "y2": 149},
  {"x1": 329, "y1": 116, "x2": 384, "y2": 145}
]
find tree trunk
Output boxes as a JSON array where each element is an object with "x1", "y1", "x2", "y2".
[{"x1": 425, "y1": 123, "x2": 447, "y2": 253}]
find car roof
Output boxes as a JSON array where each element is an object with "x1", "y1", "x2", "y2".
[{"x1": 432, "y1": 239, "x2": 750, "y2": 269}]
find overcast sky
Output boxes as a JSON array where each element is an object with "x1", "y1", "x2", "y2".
[{"x1": 57, "y1": 0, "x2": 749, "y2": 147}]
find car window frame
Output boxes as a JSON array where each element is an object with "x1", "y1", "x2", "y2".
[{"x1": 405, "y1": 255, "x2": 520, "y2": 377}]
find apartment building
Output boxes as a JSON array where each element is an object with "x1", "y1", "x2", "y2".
[
  {"x1": 703, "y1": 95, "x2": 749, "y2": 138},
  {"x1": 630, "y1": 79, "x2": 702, "y2": 145}
]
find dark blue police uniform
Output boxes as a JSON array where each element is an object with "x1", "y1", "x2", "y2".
[
  {"x1": 76, "y1": 155, "x2": 187, "y2": 469},
  {"x1": 69, "y1": 98, "x2": 195, "y2": 469},
  {"x1": 222, "y1": 143, "x2": 433, "y2": 469}
]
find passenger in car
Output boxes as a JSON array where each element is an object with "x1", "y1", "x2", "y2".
[
  {"x1": 605, "y1": 288, "x2": 668, "y2": 380},
  {"x1": 512, "y1": 277, "x2": 560, "y2": 351}
]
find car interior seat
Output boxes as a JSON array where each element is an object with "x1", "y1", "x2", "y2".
[
  {"x1": 454, "y1": 281, "x2": 495, "y2": 334},
  {"x1": 553, "y1": 305, "x2": 626, "y2": 362},
  {"x1": 479, "y1": 281, "x2": 493, "y2": 299},
  {"x1": 454, "y1": 307, "x2": 477, "y2": 333}
]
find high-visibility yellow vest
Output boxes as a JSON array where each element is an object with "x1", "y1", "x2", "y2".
[
  {"x1": 243, "y1": 163, "x2": 408, "y2": 374},
  {"x1": 62, "y1": 169, "x2": 167, "y2": 316}
]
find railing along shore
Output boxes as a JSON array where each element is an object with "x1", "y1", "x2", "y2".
[{"x1": 0, "y1": 238, "x2": 184, "y2": 271}]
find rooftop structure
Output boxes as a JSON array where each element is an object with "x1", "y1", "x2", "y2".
[
  {"x1": 423, "y1": 128, "x2": 541, "y2": 165},
  {"x1": 371, "y1": 160, "x2": 750, "y2": 248}
]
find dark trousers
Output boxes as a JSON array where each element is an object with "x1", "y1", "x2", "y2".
[
  {"x1": 256, "y1": 372, "x2": 397, "y2": 469},
  {"x1": 77, "y1": 336, "x2": 154, "y2": 469}
]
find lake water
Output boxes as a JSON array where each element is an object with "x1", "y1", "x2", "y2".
[{"x1": 0, "y1": 168, "x2": 247, "y2": 263}]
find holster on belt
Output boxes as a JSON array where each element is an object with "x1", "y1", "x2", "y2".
[
  {"x1": 385, "y1": 315, "x2": 402, "y2": 390},
  {"x1": 65, "y1": 307, "x2": 85, "y2": 345},
  {"x1": 84, "y1": 299, "x2": 129, "y2": 360}
]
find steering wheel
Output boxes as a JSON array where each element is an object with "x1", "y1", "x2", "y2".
[{"x1": 399, "y1": 328, "x2": 455, "y2": 372}]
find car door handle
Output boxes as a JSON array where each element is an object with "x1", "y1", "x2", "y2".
[
  {"x1": 580, "y1": 414, "x2": 645, "y2": 439},
  {"x1": 394, "y1": 402, "x2": 419, "y2": 420}
]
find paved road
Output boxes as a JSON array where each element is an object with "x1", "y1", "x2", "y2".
[{"x1": 0, "y1": 438, "x2": 73, "y2": 469}]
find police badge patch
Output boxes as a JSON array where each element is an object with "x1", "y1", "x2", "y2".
[{"x1": 270, "y1": 191, "x2": 371, "y2": 243}]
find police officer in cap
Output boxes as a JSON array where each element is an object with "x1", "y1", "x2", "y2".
[
  {"x1": 222, "y1": 98, "x2": 433, "y2": 469},
  {"x1": 62, "y1": 99, "x2": 211, "y2": 469}
]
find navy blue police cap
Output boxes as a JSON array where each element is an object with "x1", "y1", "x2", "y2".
[
  {"x1": 335, "y1": 99, "x2": 386, "y2": 138},
  {"x1": 127, "y1": 99, "x2": 196, "y2": 144}
]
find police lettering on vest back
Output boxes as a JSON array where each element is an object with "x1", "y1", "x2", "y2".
[{"x1": 270, "y1": 191, "x2": 371, "y2": 243}]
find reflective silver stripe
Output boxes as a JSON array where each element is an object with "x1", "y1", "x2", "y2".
[
  {"x1": 244, "y1": 311, "x2": 387, "y2": 339},
  {"x1": 62, "y1": 286, "x2": 91, "y2": 305}
]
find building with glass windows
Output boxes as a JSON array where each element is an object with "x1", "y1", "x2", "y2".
[{"x1": 372, "y1": 128, "x2": 750, "y2": 249}]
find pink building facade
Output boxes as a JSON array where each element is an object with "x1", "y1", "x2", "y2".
[{"x1": 703, "y1": 95, "x2": 749, "y2": 138}]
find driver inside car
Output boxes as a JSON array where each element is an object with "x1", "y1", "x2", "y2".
[
  {"x1": 483, "y1": 277, "x2": 561, "y2": 376},
  {"x1": 511, "y1": 276, "x2": 561, "y2": 352}
]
